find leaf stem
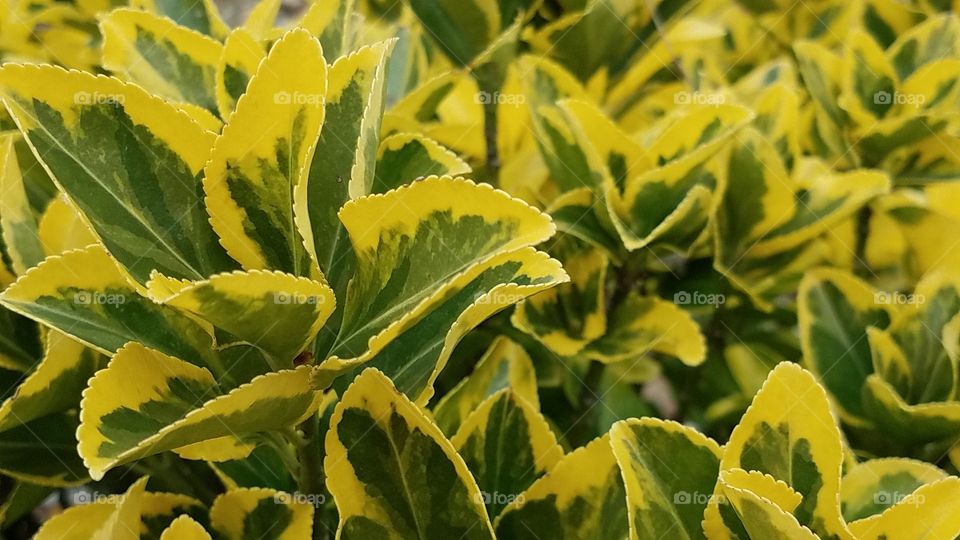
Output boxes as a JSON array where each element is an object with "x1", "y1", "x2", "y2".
[{"x1": 294, "y1": 414, "x2": 328, "y2": 540}]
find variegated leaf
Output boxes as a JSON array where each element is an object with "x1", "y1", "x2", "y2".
[
  {"x1": 840, "y1": 458, "x2": 947, "y2": 522},
  {"x1": 242, "y1": 0, "x2": 281, "y2": 41},
  {"x1": 373, "y1": 133, "x2": 470, "y2": 194},
  {"x1": 325, "y1": 368, "x2": 495, "y2": 539},
  {"x1": 210, "y1": 487, "x2": 313, "y2": 540},
  {"x1": 0, "y1": 245, "x2": 218, "y2": 369},
  {"x1": 452, "y1": 389, "x2": 563, "y2": 519},
  {"x1": 296, "y1": 40, "x2": 393, "y2": 308},
  {"x1": 34, "y1": 501, "x2": 117, "y2": 540},
  {"x1": 889, "y1": 271, "x2": 960, "y2": 404},
  {"x1": 298, "y1": 0, "x2": 355, "y2": 59},
  {"x1": 798, "y1": 268, "x2": 895, "y2": 422},
  {"x1": 712, "y1": 128, "x2": 795, "y2": 276},
  {"x1": 847, "y1": 477, "x2": 960, "y2": 540},
  {"x1": 713, "y1": 469, "x2": 819, "y2": 540},
  {"x1": 205, "y1": 30, "x2": 326, "y2": 277},
  {"x1": 139, "y1": 491, "x2": 205, "y2": 539},
  {"x1": 131, "y1": 0, "x2": 229, "y2": 38},
  {"x1": 519, "y1": 56, "x2": 593, "y2": 193},
  {"x1": 318, "y1": 178, "x2": 565, "y2": 402},
  {"x1": 0, "y1": 64, "x2": 237, "y2": 283},
  {"x1": 157, "y1": 270, "x2": 334, "y2": 367},
  {"x1": 327, "y1": 244, "x2": 564, "y2": 402},
  {"x1": 494, "y1": 434, "x2": 628, "y2": 539},
  {"x1": 78, "y1": 342, "x2": 321, "y2": 480},
  {"x1": 513, "y1": 242, "x2": 608, "y2": 356},
  {"x1": 160, "y1": 515, "x2": 212, "y2": 540},
  {"x1": 547, "y1": 188, "x2": 624, "y2": 262},
  {"x1": 860, "y1": 374, "x2": 960, "y2": 446},
  {"x1": 886, "y1": 14, "x2": 960, "y2": 80},
  {"x1": 609, "y1": 105, "x2": 753, "y2": 252},
  {"x1": 37, "y1": 195, "x2": 96, "y2": 256},
  {"x1": 101, "y1": 9, "x2": 222, "y2": 113},
  {"x1": 214, "y1": 28, "x2": 265, "y2": 119},
  {"x1": 610, "y1": 418, "x2": 721, "y2": 540},
  {"x1": 0, "y1": 134, "x2": 44, "y2": 274},
  {"x1": 582, "y1": 292, "x2": 706, "y2": 366},
  {"x1": 34, "y1": 476, "x2": 148, "y2": 540},
  {"x1": 0, "y1": 330, "x2": 101, "y2": 431},
  {"x1": 714, "y1": 362, "x2": 850, "y2": 540},
  {"x1": 749, "y1": 170, "x2": 890, "y2": 258},
  {"x1": 0, "y1": 308, "x2": 39, "y2": 371},
  {"x1": 433, "y1": 337, "x2": 539, "y2": 436}
]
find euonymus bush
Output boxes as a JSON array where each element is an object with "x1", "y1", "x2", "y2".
[{"x1": 1, "y1": 0, "x2": 960, "y2": 538}]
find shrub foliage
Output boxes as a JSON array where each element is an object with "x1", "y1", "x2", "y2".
[{"x1": 0, "y1": 0, "x2": 960, "y2": 538}]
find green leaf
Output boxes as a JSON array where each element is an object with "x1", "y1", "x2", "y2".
[
  {"x1": 407, "y1": 0, "x2": 500, "y2": 65},
  {"x1": 211, "y1": 444, "x2": 296, "y2": 493},
  {"x1": 494, "y1": 434, "x2": 628, "y2": 539},
  {"x1": 0, "y1": 64, "x2": 237, "y2": 283},
  {"x1": 0, "y1": 413, "x2": 87, "y2": 486},
  {"x1": 78, "y1": 342, "x2": 320, "y2": 480},
  {"x1": 210, "y1": 487, "x2": 314, "y2": 540},
  {"x1": 205, "y1": 29, "x2": 326, "y2": 277},
  {"x1": 101, "y1": 9, "x2": 222, "y2": 113},
  {"x1": 451, "y1": 389, "x2": 564, "y2": 519},
  {"x1": 609, "y1": 418, "x2": 721, "y2": 540},
  {"x1": 325, "y1": 368, "x2": 495, "y2": 539}
]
